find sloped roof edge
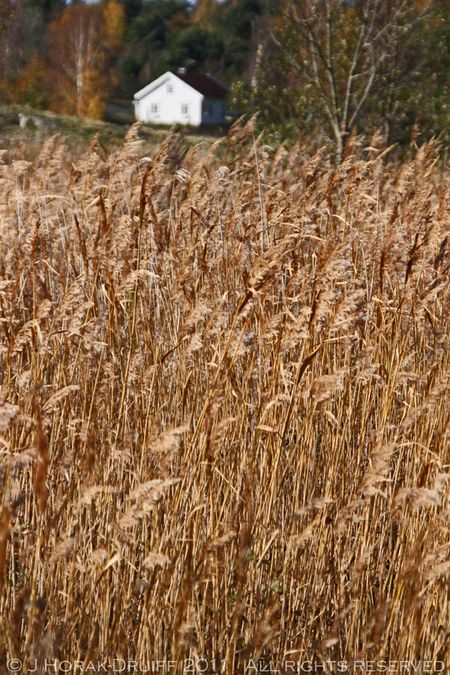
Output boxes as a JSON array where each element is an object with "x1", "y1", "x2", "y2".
[
  {"x1": 134, "y1": 71, "x2": 228, "y2": 101},
  {"x1": 133, "y1": 72, "x2": 172, "y2": 101},
  {"x1": 176, "y1": 72, "x2": 228, "y2": 98}
]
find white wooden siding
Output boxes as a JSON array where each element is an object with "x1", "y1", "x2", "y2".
[{"x1": 134, "y1": 72, "x2": 203, "y2": 126}]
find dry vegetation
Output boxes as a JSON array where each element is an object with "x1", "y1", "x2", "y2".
[{"x1": 0, "y1": 121, "x2": 448, "y2": 671}]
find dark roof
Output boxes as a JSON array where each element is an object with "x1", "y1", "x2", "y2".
[{"x1": 176, "y1": 72, "x2": 228, "y2": 98}]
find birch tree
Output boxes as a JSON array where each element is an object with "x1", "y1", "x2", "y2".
[{"x1": 49, "y1": 4, "x2": 107, "y2": 118}]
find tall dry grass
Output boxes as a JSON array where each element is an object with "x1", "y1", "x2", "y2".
[{"x1": 0, "y1": 122, "x2": 448, "y2": 671}]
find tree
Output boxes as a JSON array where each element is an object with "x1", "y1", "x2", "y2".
[
  {"x1": 192, "y1": 0, "x2": 221, "y2": 27},
  {"x1": 163, "y1": 24, "x2": 223, "y2": 72},
  {"x1": 377, "y1": 0, "x2": 450, "y2": 146},
  {"x1": 269, "y1": 0, "x2": 433, "y2": 161},
  {"x1": 24, "y1": 0, "x2": 65, "y2": 21},
  {"x1": 0, "y1": 0, "x2": 45, "y2": 102},
  {"x1": 218, "y1": 0, "x2": 265, "y2": 77},
  {"x1": 0, "y1": 0, "x2": 12, "y2": 33},
  {"x1": 48, "y1": 4, "x2": 108, "y2": 118},
  {"x1": 12, "y1": 55, "x2": 48, "y2": 108},
  {"x1": 234, "y1": 0, "x2": 437, "y2": 162},
  {"x1": 103, "y1": 0, "x2": 126, "y2": 53},
  {"x1": 117, "y1": 0, "x2": 190, "y2": 93}
]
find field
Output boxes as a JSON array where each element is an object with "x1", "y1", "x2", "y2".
[
  {"x1": 0, "y1": 121, "x2": 448, "y2": 672},
  {"x1": 0, "y1": 105, "x2": 223, "y2": 153}
]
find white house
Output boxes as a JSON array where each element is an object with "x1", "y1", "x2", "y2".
[{"x1": 133, "y1": 69, "x2": 228, "y2": 127}]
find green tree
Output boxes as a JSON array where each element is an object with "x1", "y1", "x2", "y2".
[
  {"x1": 12, "y1": 55, "x2": 48, "y2": 108},
  {"x1": 163, "y1": 24, "x2": 223, "y2": 71},
  {"x1": 117, "y1": 0, "x2": 190, "y2": 94},
  {"x1": 193, "y1": 0, "x2": 221, "y2": 27},
  {"x1": 120, "y1": 0, "x2": 144, "y2": 24},
  {"x1": 235, "y1": 0, "x2": 445, "y2": 159},
  {"x1": 376, "y1": 0, "x2": 450, "y2": 146},
  {"x1": 24, "y1": 0, "x2": 65, "y2": 21},
  {"x1": 0, "y1": 0, "x2": 45, "y2": 103},
  {"x1": 219, "y1": 0, "x2": 265, "y2": 77}
]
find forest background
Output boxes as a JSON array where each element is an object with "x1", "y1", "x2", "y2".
[{"x1": 0, "y1": 0, "x2": 449, "y2": 149}]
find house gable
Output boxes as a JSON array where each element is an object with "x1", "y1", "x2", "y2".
[
  {"x1": 134, "y1": 72, "x2": 203, "y2": 126},
  {"x1": 134, "y1": 71, "x2": 205, "y2": 102}
]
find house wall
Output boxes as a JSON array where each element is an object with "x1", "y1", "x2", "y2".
[
  {"x1": 201, "y1": 99, "x2": 226, "y2": 125},
  {"x1": 134, "y1": 73, "x2": 203, "y2": 127}
]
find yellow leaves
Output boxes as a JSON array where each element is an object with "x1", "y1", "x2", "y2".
[
  {"x1": 10, "y1": 55, "x2": 47, "y2": 108},
  {"x1": 85, "y1": 90, "x2": 105, "y2": 121},
  {"x1": 192, "y1": 0, "x2": 220, "y2": 27},
  {"x1": 103, "y1": 0, "x2": 125, "y2": 53},
  {"x1": 48, "y1": 4, "x2": 109, "y2": 119}
]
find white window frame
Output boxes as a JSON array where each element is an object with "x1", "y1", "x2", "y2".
[
  {"x1": 181, "y1": 103, "x2": 189, "y2": 115},
  {"x1": 150, "y1": 103, "x2": 158, "y2": 114},
  {"x1": 166, "y1": 83, "x2": 173, "y2": 93}
]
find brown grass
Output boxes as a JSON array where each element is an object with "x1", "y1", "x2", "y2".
[{"x1": 0, "y1": 122, "x2": 448, "y2": 671}]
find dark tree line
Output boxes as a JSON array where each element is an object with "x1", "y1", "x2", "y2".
[{"x1": 0, "y1": 0, "x2": 267, "y2": 114}]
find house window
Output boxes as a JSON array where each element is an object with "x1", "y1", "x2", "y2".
[
  {"x1": 150, "y1": 103, "x2": 158, "y2": 114},
  {"x1": 166, "y1": 83, "x2": 173, "y2": 93},
  {"x1": 181, "y1": 103, "x2": 189, "y2": 115},
  {"x1": 204, "y1": 102, "x2": 213, "y2": 116}
]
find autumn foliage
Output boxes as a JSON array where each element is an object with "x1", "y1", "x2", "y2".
[
  {"x1": 0, "y1": 0, "x2": 124, "y2": 119},
  {"x1": 46, "y1": 1, "x2": 124, "y2": 119}
]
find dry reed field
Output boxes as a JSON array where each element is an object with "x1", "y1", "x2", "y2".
[{"x1": 0, "y1": 121, "x2": 448, "y2": 672}]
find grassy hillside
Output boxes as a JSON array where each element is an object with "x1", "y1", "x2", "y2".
[
  {"x1": 0, "y1": 121, "x2": 448, "y2": 669},
  {"x1": 0, "y1": 105, "x2": 220, "y2": 159}
]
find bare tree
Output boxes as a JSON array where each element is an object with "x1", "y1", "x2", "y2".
[{"x1": 273, "y1": 0, "x2": 432, "y2": 162}]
